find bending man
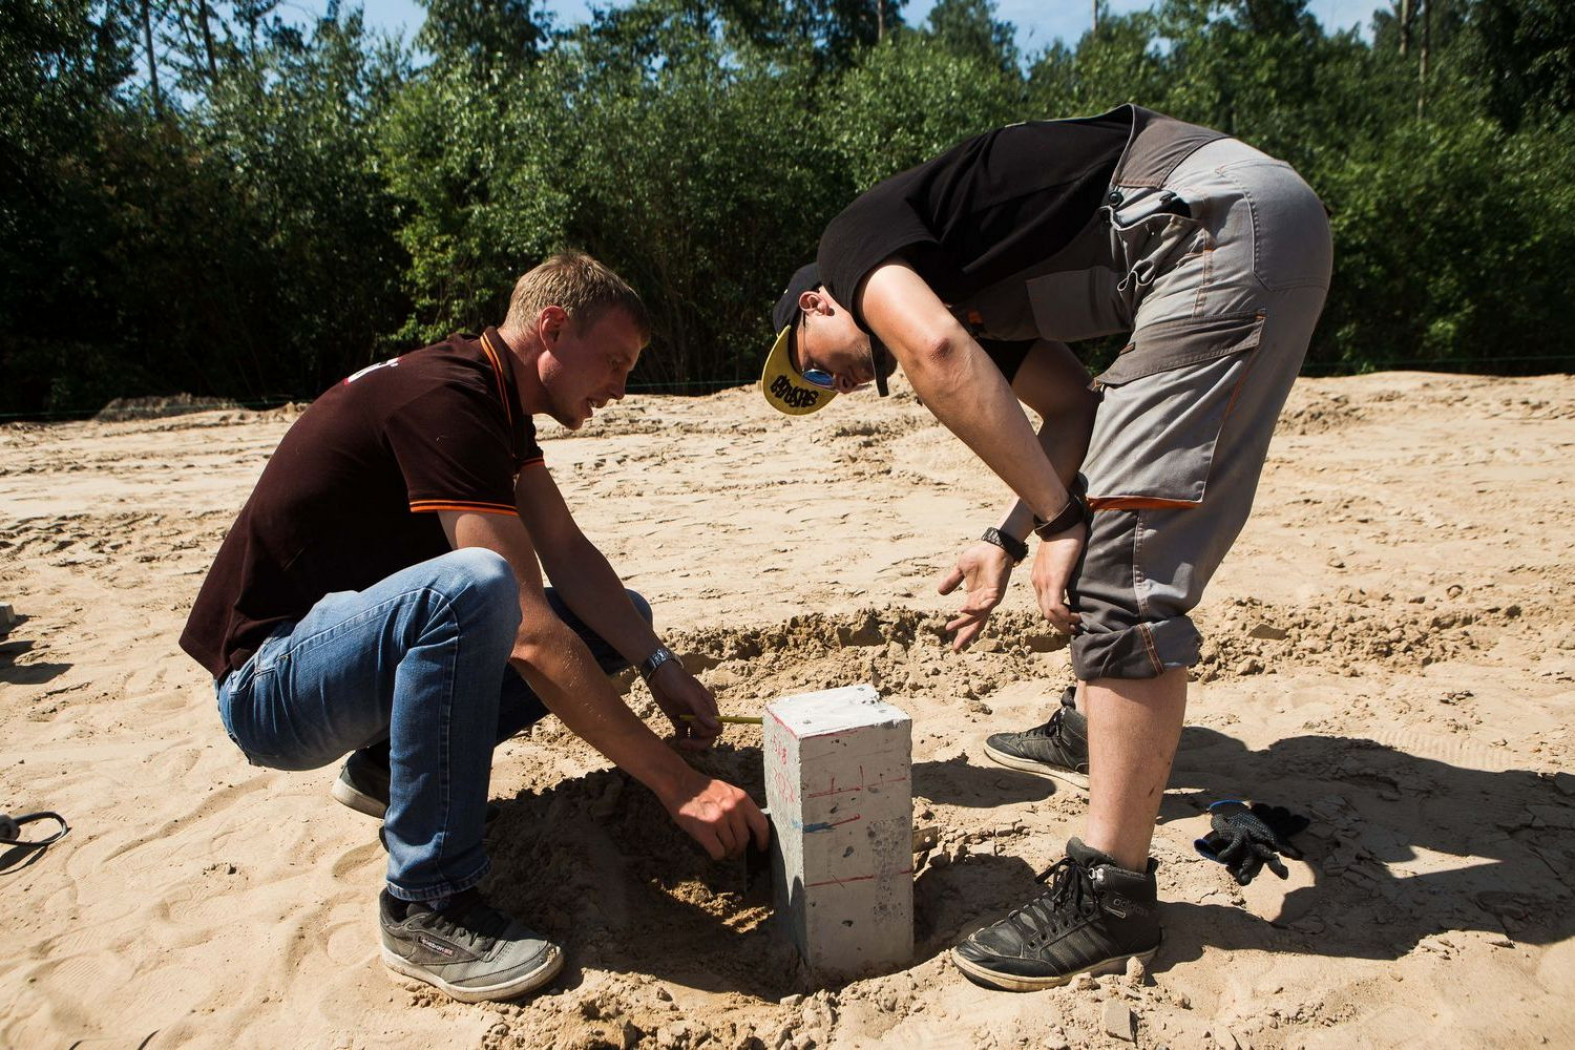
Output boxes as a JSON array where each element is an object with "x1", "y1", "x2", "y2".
[{"x1": 759, "y1": 105, "x2": 1330, "y2": 989}]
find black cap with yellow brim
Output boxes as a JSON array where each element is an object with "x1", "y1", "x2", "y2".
[
  {"x1": 760, "y1": 261, "x2": 890, "y2": 416},
  {"x1": 760, "y1": 322, "x2": 837, "y2": 416}
]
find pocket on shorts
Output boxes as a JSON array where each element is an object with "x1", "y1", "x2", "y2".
[
  {"x1": 1217, "y1": 161, "x2": 1332, "y2": 292},
  {"x1": 1082, "y1": 312, "x2": 1264, "y2": 507}
]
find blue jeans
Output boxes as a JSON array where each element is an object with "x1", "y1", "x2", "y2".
[{"x1": 215, "y1": 548, "x2": 649, "y2": 902}]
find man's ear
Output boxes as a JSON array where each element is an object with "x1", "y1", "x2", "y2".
[
  {"x1": 538, "y1": 305, "x2": 569, "y2": 343},
  {"x1": 797, "y1": 289, "x2": 828, "y2": 315}
]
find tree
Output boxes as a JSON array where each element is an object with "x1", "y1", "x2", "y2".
[
  {"x1": 925, "y1": 0, "x2": 1018, "y2": 75},
  {"x1": 1464, "y1": 0, "x2": 1575, "y2": 130},
  {"x1": 0, "y1": 0, "x2": 137, "y2": 413},
  {"x1": 417, "y1": 0, "x2": 548, "y2": 70}
]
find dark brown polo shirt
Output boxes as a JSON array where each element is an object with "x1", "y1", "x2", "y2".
[{"x1": 179, "y1": 328, "x2": 542, "y2": 679}]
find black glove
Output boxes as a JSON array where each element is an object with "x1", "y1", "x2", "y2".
[{"x1": 1194, "y1": 800, "x2": 1308, "y2": 886}]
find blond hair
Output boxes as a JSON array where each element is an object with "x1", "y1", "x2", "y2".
[{"x1": 504, "y1": 252, "x2": 649, "y2": 339}]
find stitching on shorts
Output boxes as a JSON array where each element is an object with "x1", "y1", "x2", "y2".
[
  {"x1": 1222, "y1": 327, "x2": 1266, "y2": 424},
  {"x1": 1139, "y1": 623, "x2": 1163, "y2": 676},
  {"x1": 1192, "y1": 245, "x2": 1214, "y2": 317},
  {"x1": 1131, "y1": 510, "x2": 1150, "y2": 619}
]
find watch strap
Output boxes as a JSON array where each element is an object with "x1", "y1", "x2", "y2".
[
  {"x1": 980, "y1": 527, "x2": 1028, "y2": 564},
  {"x1": 638, "y1": 645, "x2": 681, "y2": 682},
  {"x1": 1032, "y1": 492, "x2": 1089, "y2": 540}
]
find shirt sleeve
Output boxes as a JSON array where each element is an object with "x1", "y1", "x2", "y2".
[
  {"x1": 383, "y1": 384, "x2": 520, "y2": 516},
  {"x1": 818, "y1": 173, "x2": 944, "y2": 334}
]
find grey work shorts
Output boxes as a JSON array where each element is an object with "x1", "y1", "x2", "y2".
[{"x1": 1058, "y1": 137, "x2": 1333, "y2": 680}]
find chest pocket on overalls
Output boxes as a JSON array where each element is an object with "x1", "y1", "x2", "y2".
[
  {"x1": 1018, "y1": 208, "x2": 1127, "y2": 344},
  {"x1": 1108, "y1": 188, "x2": 1212, "y2": 312}
]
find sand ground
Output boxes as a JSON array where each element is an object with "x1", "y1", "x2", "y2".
[{"x1": 2, "y1": 371, "x2": 1572, "y2": 1049}]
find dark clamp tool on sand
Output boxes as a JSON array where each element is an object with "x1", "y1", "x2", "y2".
[{"x1": 1, "y1": 810, "x2": 70, "y2": 872}]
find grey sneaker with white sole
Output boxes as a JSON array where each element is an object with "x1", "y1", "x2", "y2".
[{"x1": 380, "y1": 888, "x2": 563, "y2": 1003}]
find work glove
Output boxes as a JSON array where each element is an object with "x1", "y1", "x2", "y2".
[{"x1": 1194, "y1": 800, "x2": 1309, "y2": 886}]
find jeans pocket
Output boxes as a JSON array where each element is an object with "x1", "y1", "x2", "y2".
[
  {"x1": 216, "y1": 672, "x2": 265, "y2": 766},
  {"x1": 216, "y1": 628, "x2": 294, "y2": 767}
]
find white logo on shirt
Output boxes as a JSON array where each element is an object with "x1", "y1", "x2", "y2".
[{"x1": 343, "y1": 358, "x2": 401, "y2": 384}]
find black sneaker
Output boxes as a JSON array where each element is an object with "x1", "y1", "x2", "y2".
[
  {"x1": 983, "y1": 686, "x2": 1090, "y2": 790},
  {"x1": 332, "y1": 748, "x2": 392, "y2": 819},
  {"x1": 380, "y1": 888, "x2": 564, "y2": 1003},
  {"x1": 334, "y1": 748, "x2": 501, "y2": 829},
  {"x1": 951, "y1": 838, "x2": 1160, "y2": 992}
]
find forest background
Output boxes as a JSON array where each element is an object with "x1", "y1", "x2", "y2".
[{"x1": 3, "y1": 0, "x2": 1572, "y2": 417}]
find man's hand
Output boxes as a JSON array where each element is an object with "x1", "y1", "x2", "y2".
[
  {"x1": 1030, "y1": 521, "x2": 1087, "y2": 635},
  {"x1": 660, "y1": 768, "x2": 771, "y2": 860},
  {"x1": 938, "y1": 541, "x2": 1015, "y2": 651},
  {"x1": 647, "y1": 662, "x2": 722, "y2": 751}
]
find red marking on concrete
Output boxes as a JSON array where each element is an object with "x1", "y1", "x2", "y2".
[{"x1": 805, "y1": 868, "x2": 914, "y2": 889}]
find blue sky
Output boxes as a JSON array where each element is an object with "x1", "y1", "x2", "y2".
[{"x1": 351, "y1": 0, "x2": 1381, "y2": 50}]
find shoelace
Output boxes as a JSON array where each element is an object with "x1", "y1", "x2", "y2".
[
  {"x1": 420, "y1": 893, "x2": 506, "y2": 953},
  {"x1": 1025, "y1": 705, "x2": 1069, "y2": 741},
  {"x1": 1002, "y1": 857, "x2": 1097, "y2": 943}
]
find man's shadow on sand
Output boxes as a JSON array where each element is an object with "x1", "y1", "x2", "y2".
[{"x1": 919, "y1": 724, "x2": 1575, "y2": 969}]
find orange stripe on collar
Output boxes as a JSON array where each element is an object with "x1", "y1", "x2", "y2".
[{"x1": 479, "y1": 331, "x2": 514, "y2": 430}]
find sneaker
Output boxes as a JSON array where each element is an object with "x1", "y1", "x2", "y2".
[
  {"x1": 380, "y1": 888, "x2": 564, "y2": 1003},
  {"x1": 951, "y1": 838, "x2": 1160, "y2": 992},
  {"x1": 983, "y1": 686, "x2": 1090, "y2": 790},
  {"x1": 334, "y1": 748, "x2": 500, "y2": 828},
  {"x1": 332, "y1": 748, "x2": 392, "y2": 819}
]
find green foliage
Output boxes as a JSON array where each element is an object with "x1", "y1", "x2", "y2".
[
  {"x1": 0, "y1": 0, "x2": 135, "y2": 413},
  {"x1": 1027, "y1": 8, "x2": 1168, "y2": 116},
  {"x1": 416, "y1": 0, "x2": 548, "y2": 68},
  {"x1": 4, "y1": 0, "x2": 1575, "y2": 416},
  {"x1": 187, "y1": 13, "x2": 410, "y2": 396},
  {"x1": 379, "y1": 59, "x2": 572, "y2": 344},
  {"x1": 831, "y1": 33, "x2": 1024, "y2": 188},
  {"x1": 556, "y1": 38, "x2": 850, "y2": 387},
  {"x1": 1314, "y1": 114, "x2": 1575, "y2": 374},
  {"x1": 923, "y1": 0, "x2": 1018, "y2": 74}
]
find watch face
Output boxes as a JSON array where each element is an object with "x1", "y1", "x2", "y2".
[{"x1": 640, "y1": 647, "x2": 673, "y2": 680}]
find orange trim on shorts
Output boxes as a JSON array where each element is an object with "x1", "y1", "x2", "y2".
[
  {"x1": 409, "y1": 500, "x2": 518, "y2": 516},
  {"x1": 1087, "y1": 496, "x2": 1201, "y2": 511}
]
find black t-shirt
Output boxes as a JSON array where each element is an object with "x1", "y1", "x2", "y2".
[
  {"x1": 180, "y1": 328, "x2": 542, "y2": 679},
  {"x1": 816, "y1": 105, "x2": 1133, "y2": 373}
]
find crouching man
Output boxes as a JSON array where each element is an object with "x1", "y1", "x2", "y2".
[{"x1": 182, "y1": 253, "x2": 767, "y2": 1002}]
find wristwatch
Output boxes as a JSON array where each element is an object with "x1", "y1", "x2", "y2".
[
  {"x1": 639, "y1": 645, "x2": 682, "y2": 682},
  {"x1": 1032, "y1": 492, "x2": 1089, "y2": 540},
  {"x1": 980, "y1": 526, "x2": 1029, "y2": 565}
]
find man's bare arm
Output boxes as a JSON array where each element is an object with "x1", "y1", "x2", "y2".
[
  {"x1": 861, "y1": 261, "x2": 1074, "y2": 523},
  {"x1": 936, "y1": 340, "x2": 1099, "y2": 646},
  {"x1": 512, "y1": 463, "x2": 723, "y2": 745},
  {"x1": 437, "y1": 506, "x2": 765, "y2": 858}
]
